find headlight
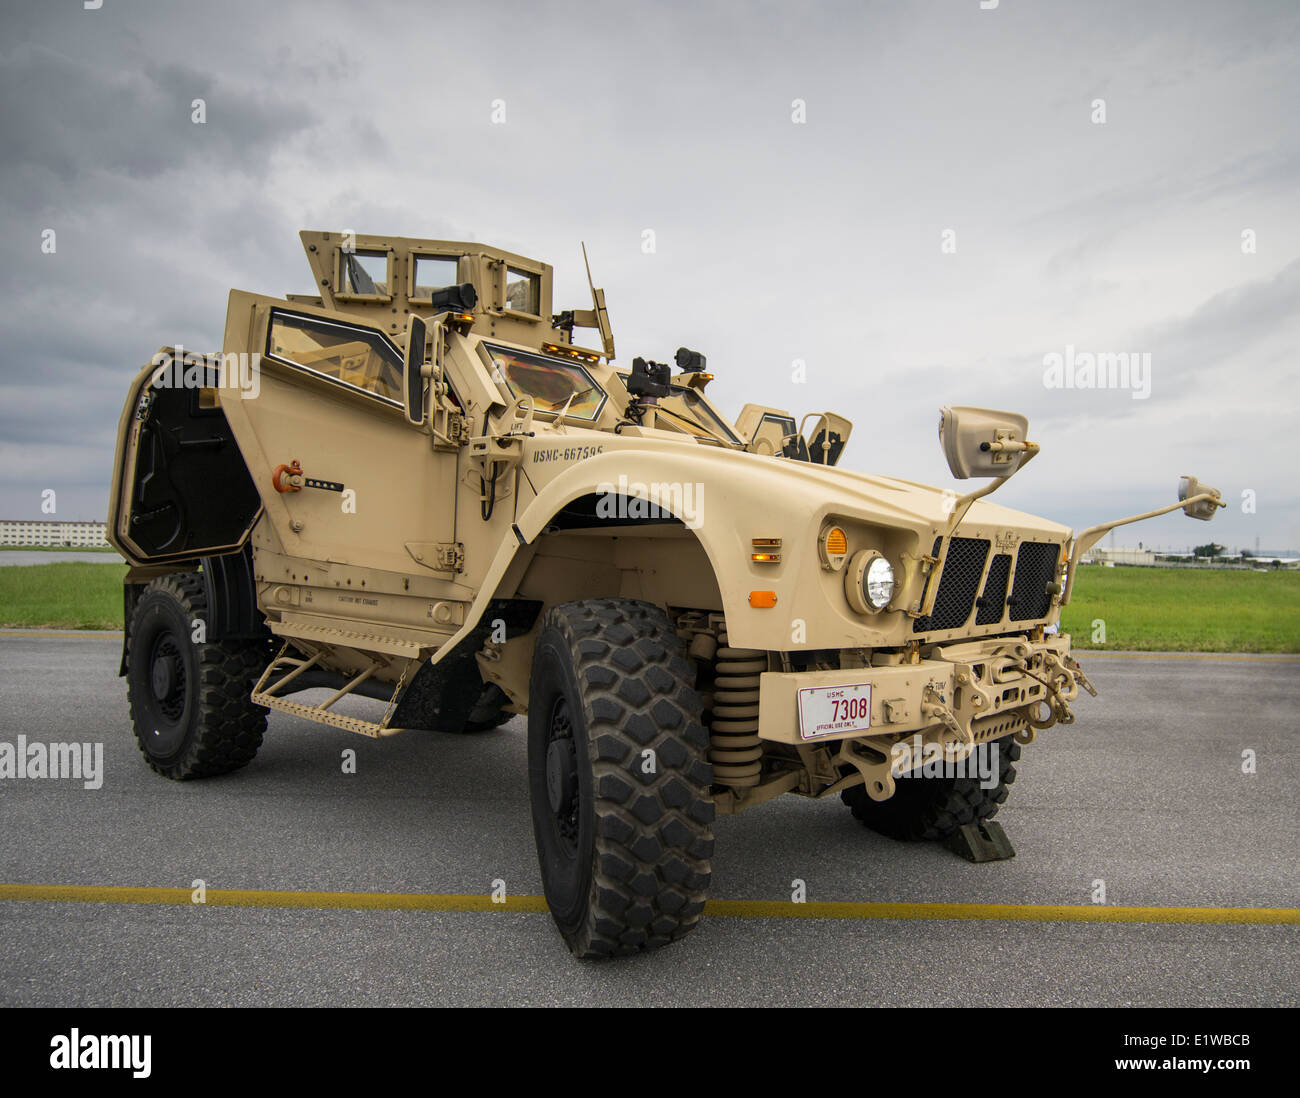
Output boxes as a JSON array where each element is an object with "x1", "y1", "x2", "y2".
[
  {"x1": 845, "y1": 549, "x2": 895, "y2": 613},
  {"x1": 865, "y1": 556, "x2": 895, "y2": 608}
]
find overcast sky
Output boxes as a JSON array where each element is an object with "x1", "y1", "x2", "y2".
[{"x1": 2, "y1": 0, "x2": 1297, "y2": 551}]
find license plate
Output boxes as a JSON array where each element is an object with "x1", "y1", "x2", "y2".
[{"x1": 797, "y1": 683, "x2": 872, "y2": 740}]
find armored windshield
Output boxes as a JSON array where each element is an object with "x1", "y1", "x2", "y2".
[
  {"x1": 482, "y1": 343, "x2": 607, "y2": 420},
  {"x1": 614, "y1": 371, "x2": 741, "y2": 445}
]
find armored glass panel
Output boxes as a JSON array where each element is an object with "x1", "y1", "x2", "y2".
[
  {"x1": 339, "y1": 249, "x2": 389, "y2": 296},
  {"x1": 267, "y1": 311, "x2": 403, "y2": 402},
  {"x1": 413, "y1": 255, "x2": 459, "y2": 298},
  {"x1": 505, "y1": 267, "x2": 540, "y2": 313},
  {"x1": 483, "y1": 343, "x2": 605, "y2": 420}
]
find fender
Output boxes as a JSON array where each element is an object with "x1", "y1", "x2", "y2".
[
  {"x1": 437, "y1": 446, "x2": 836, "y2": 660},
  {"x1": 438, "y1": 442, "x2": 1076, "y2": 660},
  {"x1": 118, "y1": 544, "x2": 265, "y2": 676}
]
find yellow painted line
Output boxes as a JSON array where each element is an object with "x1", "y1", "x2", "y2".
[
  {"x1": 0, "y1": 884, "x2": 1295, "y2": 925},
  {"x1": 0, "y1": 631, "x2": 121, "y2": 639},
  {"x1": 703, "y1": 899, "x2": 1300, "y2": 924},
  {"x1": 0, "y1": 883, "x2": 548, "y2": 913}
]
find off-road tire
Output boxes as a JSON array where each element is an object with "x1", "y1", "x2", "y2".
[
  {"x1": 841, "y1": 734, "x2": 1020, "y2": 841},
  {"x1": 527, "y1": 598, "x2": 714, "y2": 959},
  {"x1": 126, "y1": 573, "x2": 269, "y2": 780}
]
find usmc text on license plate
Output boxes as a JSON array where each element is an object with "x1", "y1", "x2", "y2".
[{"x1": 797, "y1": 683, "x2": 872, "y2": 740}]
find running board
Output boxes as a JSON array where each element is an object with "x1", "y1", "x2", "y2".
[
  {"x1": 268, "y1": 610, "x2": 448, "y2": 660},
  {"x1": 250, "y1": 648, "x2": 408, "y2": 738}
]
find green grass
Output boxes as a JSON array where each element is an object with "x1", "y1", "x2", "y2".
[
  {"x1": 1061, "y1": 565, "x2": 1300, "y2": 653},
  {"x1": 0, "y1": 562, "x2": 125, "y2": 629},
  {"x1": 0, "y1": 544, "x2": 116, "y2": 552},
  {"x1": 0, "y1": 559, "x2": 1297, "y2": 652}
]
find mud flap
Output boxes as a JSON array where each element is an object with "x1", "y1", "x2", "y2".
[{"x1": 389, "y1": 598, "x2": 541, "y2": 731}]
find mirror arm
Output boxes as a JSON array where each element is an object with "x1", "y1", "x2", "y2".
[
  {"x1": 917, "y1": 443, "x2": 1040, "y2": 618},
  {"x1": 797, "y1": 412, "x2": 831, "y2": 463},
  {"x1": 1060, "y1": 492, "x2": 1226, "y2": 605}
]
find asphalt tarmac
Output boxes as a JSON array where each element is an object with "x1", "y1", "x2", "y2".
[{"x1": 0, "y1": 634, "x2": 1295, "y2": 1006}]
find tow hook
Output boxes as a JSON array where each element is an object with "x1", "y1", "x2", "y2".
[
  {"x1": 920, "y1": 685, "x2": 972, "y2": 748},
  {"x1": 272, "y1": 459, "x2": 345, "y2": 494},
  {"x1": 1064, "y1": 655, "x2": 1099, "y2": 697}
]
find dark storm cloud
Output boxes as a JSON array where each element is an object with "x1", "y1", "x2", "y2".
[
  {"x1": 0, "y1": 26, "x2": 322, "y2": 518},
  {"x1": 0, "y1": 0, "x2": 1296, "y2": 550},
  {"x1": 0, "y1": 44, "x2": 317, "y2": 208}
]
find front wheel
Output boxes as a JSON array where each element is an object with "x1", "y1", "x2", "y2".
[{"x1": 527, "y1": 599, "x2": 714, "y2": 958}]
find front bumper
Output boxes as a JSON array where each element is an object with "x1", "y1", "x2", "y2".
[{"x1": 757, "y1": 634, "x2": 1090, "y2": 751}]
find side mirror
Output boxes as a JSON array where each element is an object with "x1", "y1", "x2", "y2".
[
  {"x1": 801, "y1": 412, "x2": 852, "y2": 466},
  {"x1": 939, "y1": 405, "x2": 1034, "y2": 479},
  {"x1": 735, "y1": 404, "x2": 797, "y2": 457},
  {"x1": 403, "y1": 314, "x2": 428, "y2": 428},
  {"x1": 1179, "y1": 475, "x2": 1222, "y2": 521}
]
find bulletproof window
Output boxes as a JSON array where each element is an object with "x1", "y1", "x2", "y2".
[
  {"x1": 505, "y1": 267, "x2": 540, "y2": 314},
  {"x1": 482, "y1": 342, "x2": 606, "y2": 420},
  {"x1": 759, "y1": 412, "x2": 797, "y2": 438},
  {"x1": 412, "y1": 255, "x2": 461, "y2": 300},
  {"x1": 337, "y1": 249, "x2": 390, "y2": 298},
  {"x1": 266, "y1": 310, "x2": 404, "y2": 404},
  {"x1": 614, "y1": 371, "x2": 741, "y2": 444}
]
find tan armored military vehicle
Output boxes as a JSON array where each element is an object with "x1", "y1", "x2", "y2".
[{"x1": 108, "y1": 231, "x2": 1224, "y2": 958}]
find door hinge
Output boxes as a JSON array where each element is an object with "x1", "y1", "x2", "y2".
[{"x1": 436, "y1": 543, "x2": 465, "y2": 572}]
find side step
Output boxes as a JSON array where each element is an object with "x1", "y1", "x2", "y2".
[
  {"x1": 268, "y1": 611, "x2": 435, "y2": 659},
  {"x1": 250, "y1": 648, "x2": 409, "y2": 739}
]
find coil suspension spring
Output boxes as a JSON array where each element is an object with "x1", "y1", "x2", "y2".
[{"x1": 708, "y1": 632, "x2": 765, "y2": 788}]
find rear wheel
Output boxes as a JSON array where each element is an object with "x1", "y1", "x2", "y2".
[
  {"x1": 126, "y1": 573, "x2": 269, "y2": 780},
  {"x1": 527, "y1": 599, "x2": 714, "y2": 958},
  {"x1": 841, "y1": 734, "x2": 1020, "y2": 841}
]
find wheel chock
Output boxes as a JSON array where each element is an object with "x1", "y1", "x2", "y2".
[{"x1": 942, "y1": 821, "x2": 1015, "y2": 863}]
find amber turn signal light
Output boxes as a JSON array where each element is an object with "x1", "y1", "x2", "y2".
[{"x1": 819, "y1": 525, "x2": 849, "y2": 571}]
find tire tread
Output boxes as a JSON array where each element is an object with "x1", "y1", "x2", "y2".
[
  {"x1": 538, "y1": 598, "x2": 714, "y2": 958},
  {"x1": 126, "y1": 572, "x2": 269, "y2": 780}
]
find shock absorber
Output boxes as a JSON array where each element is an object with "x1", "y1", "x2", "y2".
[{"x1": 709, "y1": 632, "x2": 765, "y2": 788}]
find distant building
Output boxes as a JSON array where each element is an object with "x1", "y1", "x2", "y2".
[
  {"x1": 1081, "y1": 545, "x2": 1155, "y2": 566},
  {"x1": 0, "y1": 518, "x2": 110, "y2": 548}
]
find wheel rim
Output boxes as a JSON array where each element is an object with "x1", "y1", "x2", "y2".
[
  {"x1": 544, "y1": 695, "x2": 581, "y2": 858},
  {"x1": 142, "y1": 629, "x2": 190, "y2": 754}
]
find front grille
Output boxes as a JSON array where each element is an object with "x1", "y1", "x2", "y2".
[
  {"x1": 1007, "y1": 541, "x2": 1060, "y2": 621},
  {"x1": 975, "y1": 552, "x2": 1012, "y2": 625},
  {"x1": 913, "y1": 536, "x2": 990, "y2": 633}
]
